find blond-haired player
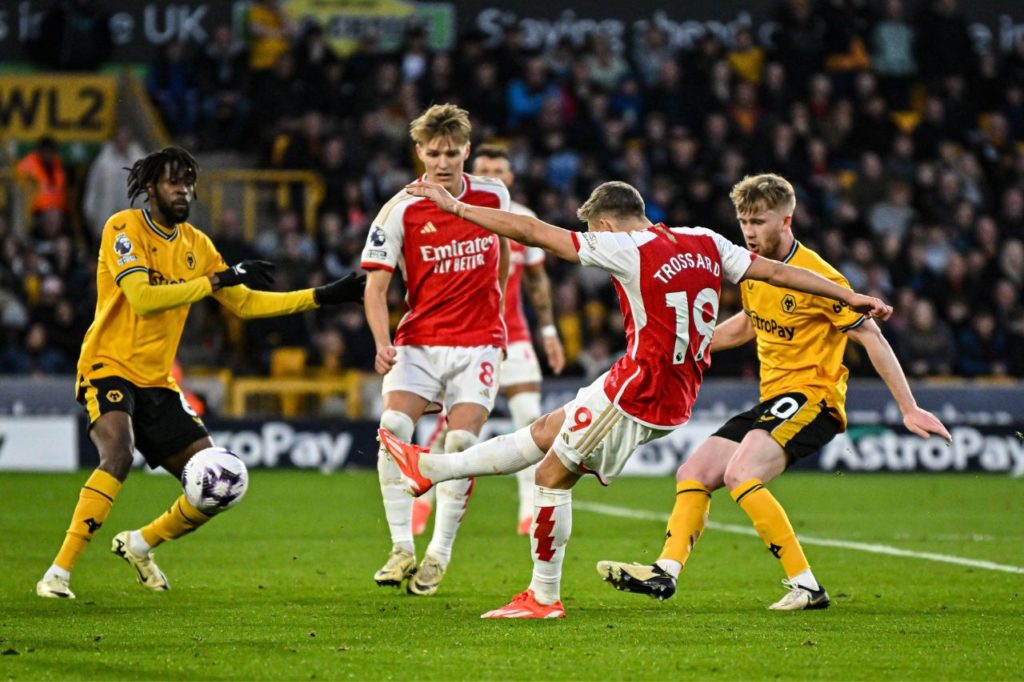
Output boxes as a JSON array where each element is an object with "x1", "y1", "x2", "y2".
[
  {"x1": 597, "y1": 173, "x2": 951, "y2": 609},
  {"x1": 361, "y1": 104, "x2": 511, "y2": 595},
  {"x1": 36, "y1": 147, "x2": 364, "y2": 599}
]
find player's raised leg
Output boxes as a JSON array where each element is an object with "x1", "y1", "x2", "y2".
[
  {"x1": 37, "y1": 409, "x2": 133, "y2": 599},
  {"x1": 380, "y1": 412, "x2": 555, "y2": 494},
  {"x1": 481, "y1": 450, "x2": 574, "y2": 619},
  {"x1": 724, "y1": 430, "x2": 829, "y2": 610}
]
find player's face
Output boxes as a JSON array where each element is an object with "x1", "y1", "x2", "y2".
[
  {"x1": 417, "y1": 137, "x2": 470, "y2": 194},
  {"x1": 149, "y1": 165, "x2": 194, "y2": 223},
  {"x1": 736, "y1": 206, "x2": 791, "y2": 259},
  {"x1": 472, "y1": 156, "x2": 514, "y2": 187}
]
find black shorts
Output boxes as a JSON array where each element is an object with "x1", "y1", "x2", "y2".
[
  {"x1": 76, "y1": 375, "x2": 209, "y2": 468},
  {"x1": 713, "y1": 391, "x2": 841, "y2": 463}
]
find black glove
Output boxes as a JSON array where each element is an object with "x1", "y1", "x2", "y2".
[
  {"x1": 313, "y1": 272, "x2": 367, "y2": 305},
  {"x1": 215, "y1": 260, "x2": 276, "y2": 290}
]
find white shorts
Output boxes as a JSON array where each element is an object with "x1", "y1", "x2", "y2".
[
  {"x1": 552, "y1": 373, "x2": 671, "y2": 485},
  {"x1": 499, "y1": 340, "x2": 543, "y2": 388},
  {"x1": 382, "y1": 345, "x2": 503, "y2": 412}
]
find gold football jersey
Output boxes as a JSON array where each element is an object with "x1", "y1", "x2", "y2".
[
  {"x1": 741, "y1": 241, "x2": 865, "y2": 427},
  {"x1": 77, "y1": 208, "x2": 225, "y2": 388}
]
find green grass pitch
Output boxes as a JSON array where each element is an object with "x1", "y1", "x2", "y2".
[{"x1": 3, "y1": 470, "x2": 1022, "y2": 680}]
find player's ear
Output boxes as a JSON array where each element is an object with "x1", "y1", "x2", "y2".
[{"x1": 462, "y1": 142, "x2": 471, "y2": 160}]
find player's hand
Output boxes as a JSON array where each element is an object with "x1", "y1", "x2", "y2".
[
  {"x1": 375, "y1": 345, "x2": 397, "y2": 375},
  {"x1": 904, "y1": 406, "x2": 952, "y2": 442},
  {"x1": 405, "y1": 181, "x2": 462, "y2": 215},
  {"x1": 215, "y1": 260, "x2": 276, "y2": 289},
  {"x1": 314, "y1": 272, "x2": 367, "y2": 305},
  {"x1": 847, "y1": 293, "x2": 892, "y2": 321},
  {"x1": 543, "y1": 334, "x2": 566, "y2": 375}
]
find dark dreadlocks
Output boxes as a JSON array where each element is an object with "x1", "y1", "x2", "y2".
[{"x1": 126, "y1": 146, "x2": 199, "y2": 205}]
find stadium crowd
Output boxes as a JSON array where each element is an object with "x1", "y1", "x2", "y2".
[{"x1": 3, "y1": 0, "x2": 1024, "y2": 387}]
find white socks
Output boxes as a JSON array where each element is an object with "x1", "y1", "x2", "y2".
[
  {"x1": 44, "y1": 564, "x2": 70, "y2": 581},
  {"x1": 655, "y1": 558, "x2": 682, "y2": 579},
  {"x1": 426, "y1": 430, "x2": 478, "y2": 566},
  {"x1": 508, "y1": 392, "x2": 542, "y2": 520},
  {"x1": 528, "y1": 485, "x2": 572, "y2": 605},
  {"x1": 128, "y1": 530, "x2": 152, "y2": 556},
  {"x1": 378, "y1": 410, "x2": 416, "y2": 554},
  {"x1": 792, "y1": 568, "x2": 820, "y2": 591},
  {"x1": 420, "y1": 426, "x2": 545, "y2": 482}
]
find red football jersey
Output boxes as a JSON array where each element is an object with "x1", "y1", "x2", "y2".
[
  {"x1": 361, "y1": 173, "x2": 511, "y2": 347},
  {"x1": 571, "y1": 225, "x2": 755, "y2": 428},
  {"x1": 503, "y1": 201, "x2": 546, "y2": 344}
]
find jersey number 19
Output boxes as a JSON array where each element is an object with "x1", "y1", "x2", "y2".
[{"x1": 665, "y1": 288, "x2": 719, "y2": 364}]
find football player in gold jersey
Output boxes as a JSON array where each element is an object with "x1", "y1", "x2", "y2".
[
  {"x1": 36, "y1": 147, "x2": 364, "y2": 599},
  {"x1": 598, "y1": 173, "x2": 951, "y2": 610}
]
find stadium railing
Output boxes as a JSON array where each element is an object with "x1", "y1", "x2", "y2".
[{"x1": 202, "y1": 169, "x2": 325, "y2": 238}]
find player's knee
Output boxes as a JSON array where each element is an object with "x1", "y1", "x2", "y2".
[
  {"x1": 92, "y1": 432, "x2": 135, "y2": 481},
  {"x1": 380, "y1": 409, "x2": 415, "y2": 442},
  {"x1": 444, "y1": 429, "x2": 478, "y2": 453},
  {"x1": 723, "y1": 456, "x2": 762, "y2": 491},
  {"x1": 528, "y1": 409, "x2": 563, "y2": 452},
  {"x1": 676, "y1": 459, "x2": 722, "y2": 490}
]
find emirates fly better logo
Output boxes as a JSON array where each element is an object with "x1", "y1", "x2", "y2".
[{"x1": 420, "y1": 236, "x2": 493, "y2": 274}]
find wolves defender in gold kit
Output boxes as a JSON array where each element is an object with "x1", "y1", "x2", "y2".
[
  {"x1": 36, "y1": 147, "x2": 364, "y2": 599},
  {"x1": 597, "y1": 173, "x2": 951, "y2": 610}
]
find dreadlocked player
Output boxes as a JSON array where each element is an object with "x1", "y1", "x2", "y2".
[{"x1": 36, "y1": 147, "x2": 365, "y2": 599}]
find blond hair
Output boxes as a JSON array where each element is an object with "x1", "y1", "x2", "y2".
[
  {"x1": 409, "y1": 103, "x2": 472, "y2": 146},
  {"x1": 576, "y1": 181, "x2": 645, "y2": 223},
  {"x1": 729, "y1": 173, "x2": 796, "y2": 215}
]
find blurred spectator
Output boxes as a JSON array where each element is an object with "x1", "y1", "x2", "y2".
[
  {"x1": 214, "y1": 209, "x2": 260, "y2": 266},
  {"x1": 915, "y1": 0, "x2": 974, "y2": 86},
  {"x1": 196, "y1": 24, "x2": 252, "y2": 149},
  {"x1": 868, "y1": 180, "x2": 916, "y2": 239},
  {"x1": 727, "y1": 27, "x2": 765, "y2": 85},
  {"x1": 0, "y1": 322, "x2": 73, "y2": 375},
  {"x1": 256, "y1": 209, "x2": 316, "y2": 265},
  {"x1": 902, "y1": 299, "x2": 955, "y2": 377},
  {"x1": 247, "y1": 0, "x2": 296, "y2": 79},
  {"x1": 507, "y1": 57, "x2": 562, "y2": 130},
  {"x1": 28, "y1": 0, "x2": 111, "y2": 71},
  {"x1": 82, "y1": 127, "x2": 145, "y2": 241},
  {"x1": 147, "y1": 41, "x2": 199, "y2": 141},
  {"x1": 15, "y1": 137, "x2": 69, "y2": 240},
  {"x1": 870, "y1": 0, "x2": 916, "y2": 109},
  {"x1": 954, "y1": 310, "x2": 1008, "y2": 377}
]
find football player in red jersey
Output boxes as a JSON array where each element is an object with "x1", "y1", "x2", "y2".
[
  {"x1": 380, "y1": 179, "x2": 892, "y2": 618},
  {"x1": 360, "y1": 104, "x2": 510, "y2": 596}
]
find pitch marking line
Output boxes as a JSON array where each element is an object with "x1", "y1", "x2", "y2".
[{"x1": 574, "y1": 500, "x2": 1024, "y2": 575}]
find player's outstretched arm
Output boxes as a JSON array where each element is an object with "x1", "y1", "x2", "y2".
[
  {"x1": 743, "y1": 256, "x2": 892, "y2": 320},
  {"x1": 405, "y1": 181, "x2": 580, "y2": 262},
  {"x1": 213, "y1": 270, "x2": 365, "y2": 319},
  {"x1": 846, "y1": 319, "x2": 952, "y2": 442},
  {"x1": 709, "y1": 311, "x2": 755, "y2": 353}
]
